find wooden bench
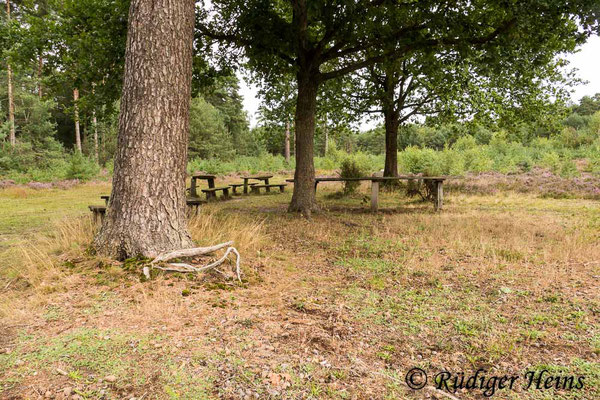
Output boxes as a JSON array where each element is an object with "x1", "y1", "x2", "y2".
[
  {"x1": 186, "y1": 197, "x2": 206, "y2": 216},
  {"x1": 89, "y1": 205, "x2": 106, "y2": 223},
  {"x1": 250, "y1": 183, "x2": 287, "y2": 194},
  {"x1": 286, "y1": 175, "x2": 455, "y2": 211},
  {"x1": 91, "y1": 199, "x2": 207, "y2": 220},
  {"x1": 241, "y1": 175, "x2": 273, "y2": 193},
  {"x1": 230, "y1": 182, "x2": 258, "y2": 195},
  {"x1": 202, "y1": 186, "x2": 230, "y2": 201}
]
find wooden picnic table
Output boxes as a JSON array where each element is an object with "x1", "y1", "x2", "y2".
[
  {"x1": 286, "y1": 175, "x2": 453, "y2": 211},
  {"x1": 190, "y1": 173, "x2": 216, "y2": 198},
  {"x1": 242, "y1": 175, "x2": 273, "y2": 194}
]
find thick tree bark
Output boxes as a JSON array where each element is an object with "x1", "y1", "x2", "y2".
[
  {"x1": 383, "y1": 109, "x2": 400, "y2": 177},
  {"x1": 288, "y1": 72, "x2": 319, "y2": 215},
  {"x1": 73, "y1": 88, "x2": 82, "y2": 152},
  {"x1": 6, "y1": 0, "x2": 15, "y2": 146},
  {"x1": 284, "y1": 120, "x2": 291, "y2": 163},
  {"x1": 94, "y1": 0, "x2": 195, "y2": 259}
]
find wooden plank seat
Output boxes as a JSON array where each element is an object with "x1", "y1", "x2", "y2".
[
  {"x1": 286, "y1": 175, "x2": 457, "y2": 211},
  {"x1": 186, "y1": 197, "x2": 206, "y2": 216},
  {"x1": 229, "y1": 182, "x2": 258, "y2": 195},
  {"x1": 88, "y1": 205, "x2": 106, "y2": 223},
  {"x1": 250, "y1": 183, "x2": 287, "y2": 194},
  {"x1": 92, "y1": 199, "x2": 207, "y2": 219},
  {"x1": 202, "y1": 186, "x2": 230, "y2": 201}
]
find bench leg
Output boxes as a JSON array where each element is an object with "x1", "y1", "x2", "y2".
[
  {"x1": 243, "y1": 180, "x2": 249, "y2": 194},
  {"x1": 223, "y1": 189, "x2": 230, "y2": 200},
  {"x1": 434, "y1": 181, "x2": 443, "y2": 211},
  {"x1": 190, "y1": 177, "x2": 197, "y2": 198},
  {"x1": 187, "y1": 204, "x2": 199, "y2": 217},
  {"x1": 371, "y1": 180, "x2": 379, "y2": 212},
  {"x1": 280, "y1": 186, "x2": 285, "y2": 193},
  {"x1": 265, "y1": 180, "x2": 271, "y2": 193}
]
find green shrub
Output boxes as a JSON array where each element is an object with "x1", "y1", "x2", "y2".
[
  {"x1": 463, "y1": 147, "x2": 494, "y2": 172},
  {"x1": 540, "y1": 152, "x2": 561, "y2": 173},
  {"x1": 398, "y1": 147, "x2": 443, "y2": 175},
  {"x1": 559, "y1": 159, "x2": 579, "y2": 178},
  {"x1": 340, "y1": 155, "x2": 370, "y2": 194},
  {"x1": 65, "y1": 153, "x2": 100, "y2": 181}
]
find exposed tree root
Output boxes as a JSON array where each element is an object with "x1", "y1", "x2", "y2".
[{"x1": 142, "y1": 242, "x2": 241, "y2": 282}]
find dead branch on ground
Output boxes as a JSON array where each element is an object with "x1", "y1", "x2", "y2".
[{"x1": 142, "y1": 242, "x2": 241, "y2": 282}]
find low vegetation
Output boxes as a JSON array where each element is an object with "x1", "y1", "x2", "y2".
[{"x1": 1, "y1": 180, "x2": 598, "y2": 399}]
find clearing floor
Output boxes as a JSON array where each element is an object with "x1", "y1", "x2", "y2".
[{"x1": 0, "y1": 178, "x2": 599, "y2": 399}]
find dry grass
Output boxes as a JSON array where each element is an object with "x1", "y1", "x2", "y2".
[
  {"x1": 0, "y1": 216, "x2": 95, "y2": 322},
  {"x1": 0, "y1": 204, "x2": 267, "y2": 325},
  {"x1": 188, "y1": 205, "x2": 266, "y2": 254},
  {"x1": 0, "y1": 183, "x2": 598, "y2": 399}
]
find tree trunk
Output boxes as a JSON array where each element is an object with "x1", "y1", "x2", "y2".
[
  {"x1": 383, "y1": 109, "x2": 400, "y2": 177},
  {"x1": 284, "y1": 120, "x2": 290, "y2": 163},
  {"x1": 288, "y1": 73, "x2": 319, "y2": 215},
  {"x1": 6, "y1": 0, "x2": 15, "y2": 146},
  {"x1": 73, "y1": 88, "x2": 82, "y2": 152},
  {"x1": 93, "y1": 0, "x2": 195, "y2": 259},
  {"x1": 323, "y1": 122, "x2": 328, "y2": 156},
  {"x1": 37, "y1": 54, "x2": 43, "y2": 99},
  {"x1": 382, "y1": 71, "x2": 400, "y2": 178},
  {"x1": 92, "y1": 111, "x2": 99, "y2": 163}
]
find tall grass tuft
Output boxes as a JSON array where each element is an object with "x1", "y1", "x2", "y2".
[{"x1": 188, "y1": 206, "x2": 265, "y2": 254}]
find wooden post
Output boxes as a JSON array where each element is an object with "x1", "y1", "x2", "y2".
[
  {"x1": 190, "y1": 176, "x2": 198, "y2": 197},
  {"x1": 434, "y1": 180, "x2": 444, "y2": 211},
  {"x1": 243, "y1": 178, "x2": 249, "y2": 194},
  {"x1": 371, "y1": 179, "x2": 379, "y2": 212}
]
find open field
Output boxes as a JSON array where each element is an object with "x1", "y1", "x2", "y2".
[{"x1": 0, "y1": 177, "x2": 599, "y2": 399}]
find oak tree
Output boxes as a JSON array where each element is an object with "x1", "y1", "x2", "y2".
[{"x1": 199, "y1": 0, "x2": 599, "y2": 215}]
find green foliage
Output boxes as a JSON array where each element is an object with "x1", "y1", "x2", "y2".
[
  {"x1": 573, "y1": 94, "x2": 600, "y2": 116},
  {"x1": 189, "y1": 96, "x2": 233, "y2": 160},
  {"x1": 65, "y1": 152, "x2": 100, "y2": 181},
  {"x1": 340, "y1": 154, "x2": 372, "y2": 194},
  {"x1": 188, "y1": 153, "x2": 290, "y2": 175}
]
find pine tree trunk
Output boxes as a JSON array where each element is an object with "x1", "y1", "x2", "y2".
[
  {"x1": 73, "y1": 88, "x2": 82, "y2": 152},
  {"x1": 288, "y1": 73, "x2": 319, "y2": 215},
  {"x1": 284, "y1": 121, "x2": 291, "y2": 163},
  {"x1": 6, "y1": 0, "x2": 15, "y2": 146},
  {"x1": 323, "y1": 123, "x2": 328, "y2": 156},
  {"x1": 92, "y1": 111, "x2": 99, "y2": 163},
  {"x1": 37, "y1": 54, "x2": 43, "y2": 99},
  {"x1": 94, "y1": 0, "x2": 195, "y2": 260}
]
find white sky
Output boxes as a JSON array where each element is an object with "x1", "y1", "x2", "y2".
[{"x1": 239, "y1": 36, "x2": 600, "y2": 130}]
